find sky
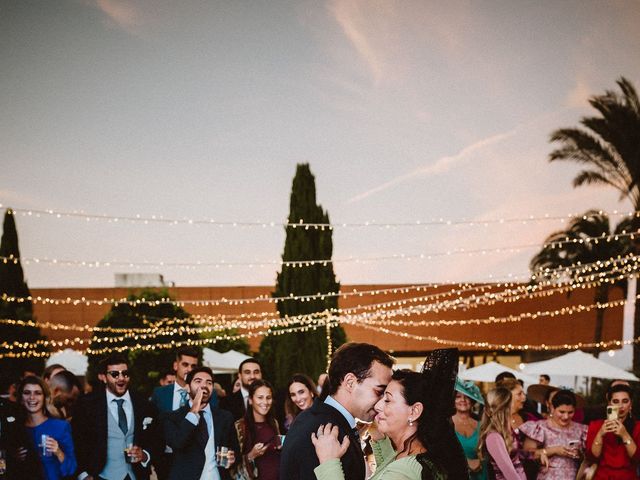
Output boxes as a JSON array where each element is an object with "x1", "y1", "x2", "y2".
[{"x1": 1, "y1": 0, "x2": 639, "y2": 289}]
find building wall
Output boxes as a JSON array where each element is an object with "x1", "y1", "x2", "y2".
[{"x1": 30, "y1": 283, "x2": 624, "y2": 356}]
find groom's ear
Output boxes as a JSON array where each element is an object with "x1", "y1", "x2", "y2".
[{"x1": 343, "y1": 372, "x2": 358, "y2": 393}]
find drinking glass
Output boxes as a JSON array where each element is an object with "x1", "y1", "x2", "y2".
[
  {"x1": 40, "y1": 434, "x2": 52, "y2": 457},
  {"x1": 124, "y1": 443, "x2": 134, "y2": 463},
  {"x1": 216, "y1": 446, "x2": 229, "y2": 468}
]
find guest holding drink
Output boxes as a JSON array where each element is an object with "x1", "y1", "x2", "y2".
[
  {"x1": 235, "y1": 379, "x2": 281, "y2": 480},
  {"x1": 520, "y1": 389, "x2": 586, "y2": 479},
  {"x1": 164, "y1": 366, "x2": 238, "y2": 480},
  {"x1": 18, "y1": 376, "x2": 76, "y2": 480},
  {"x1": 72, "y1": 354, "x2": 158, "y2": 480},
  {"x1": 586, "y1": 384, "x2": 640, "y2": 480}
]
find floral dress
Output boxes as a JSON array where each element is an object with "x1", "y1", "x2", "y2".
[{"x1": 519, "y1": 419, "x2": 587, "y2": 480}]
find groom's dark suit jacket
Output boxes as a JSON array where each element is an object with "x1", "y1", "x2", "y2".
[{"x1": 279, "y1": 398, "x2": 364, "y2": 480}]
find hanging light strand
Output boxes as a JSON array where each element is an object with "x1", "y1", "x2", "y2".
[
  {"x1": 3, "y1": 227, "x2": 638, "y2": 270},
  {"x1": 2, "y1": 252, "x2": 639, "y2": 309},
  {"x1": 4, "y1": 205, "x2": 638, "y2": 230}
]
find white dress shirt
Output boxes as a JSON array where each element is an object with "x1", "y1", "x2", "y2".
[
  {"x1": 186, "y1": 404, "x2": 220, "y2": 480},
  {"x1": 106, "y1": 389, "x2": 133, "y2": 432},
  {"x1": 240, "y1": 387, "x2": 249, "y2": 410}
]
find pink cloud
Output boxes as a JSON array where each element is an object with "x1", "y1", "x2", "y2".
[
  {"x1": 327, "y1": 0, "x2": 392, "y2": 86},
  {"x1": 94, "y1": 0, "x2": 139, "y2": 30}
]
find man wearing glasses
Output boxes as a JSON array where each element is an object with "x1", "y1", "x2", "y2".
[{"x1": 73, "y1": 354, "x2": 159, "y2": 480}]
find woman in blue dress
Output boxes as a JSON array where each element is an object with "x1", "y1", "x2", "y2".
[
  {"x1": 452, "y1": 378, "x2": 487, "y2": 480},
  {"x1": 18, "y1": 376, "x2": 77, "y2": 480}
]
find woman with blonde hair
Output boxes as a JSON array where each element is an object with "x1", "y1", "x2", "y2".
[{"x1": 479, "y1": 386, "x2": 525, "y2": 480}]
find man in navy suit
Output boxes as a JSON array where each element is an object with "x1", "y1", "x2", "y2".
[
  {"x1": 72, "y1": 354, "x2": 159, "y2": 480},
  {"x1": 279, "y1": 343, "x2": 394, "y2": 480},
  {"x1": 151, "y1": 347, "x2": 200, "y2": 480},
  {"x1": 219, "y1": 357, "x2": 262, "y2": 420},
  {"x1": 164, "y1": 366, "x2": 239, "y2": 480}
]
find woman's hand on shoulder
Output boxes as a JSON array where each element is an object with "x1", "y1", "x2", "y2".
[{"x1": 311, "y1": 423, "x2": 350, "y2": 464}]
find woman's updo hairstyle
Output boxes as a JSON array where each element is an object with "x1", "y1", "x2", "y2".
[{"x1": 551, "y1": 389, "x2": 576, "y2": 408}]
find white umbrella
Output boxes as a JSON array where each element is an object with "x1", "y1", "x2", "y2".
[
  {"x1": 220, "y1": 350, "x2": 251, "y2": 366},
  {"x1": 522, "y1": 350, "x2": 639, "y2": 381},
  {"x1": 459, "y1": 361, "x2": 537, "y2": 384},
  {"x1": 46, "y1": 349, "x2": 88, "y2": 376},
  {"x1": 202, "y1": 348, "x2": 250, "y2": 374},
  {"x1": 202, "y1": 348, "x2": 236, "y2": 374}
]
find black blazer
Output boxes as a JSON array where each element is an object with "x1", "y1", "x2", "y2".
[
  {"x1": 71, "y1": 389, "x2": 159, "y2": 480},
  {"x1": 219, "y1": 390, "x2": 246, "y2": 421},
  {"x1": 0, "y1": 398, "x2": 43, "y2": 480},
  {"x1": 279, "y1": 399, "x2": 364, "y2": 480},
  {"x1": 164, "y1": 404, "x2": 239, "y2": 480}
]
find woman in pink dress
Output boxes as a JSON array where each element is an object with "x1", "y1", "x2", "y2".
[
  {"x1": 479, "y1": 386, "x2": 526, "y2": 480},
  {"x1": 520, "y1": 390, "x2": 587, "y2": 479}
]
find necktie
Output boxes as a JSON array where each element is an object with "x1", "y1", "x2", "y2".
[
  {"x1": 351, "y1": 426, "x2": 360, "y2": 444},
  {"x1": 179, "y1": 389, "x2": 189, "y2": 407},
  {"x1": 114, "y1": 399, "x2": 128, "y2": 435},
  {"x1": 197, "y1": 411, "x2": 209, "y2": 445}
]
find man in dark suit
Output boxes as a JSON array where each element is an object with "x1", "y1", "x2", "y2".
[
  {"x1": 72, "y1": 354, "x2": 159, "y2": 480},
  {"x1": 151, "y1": 346, "x2": 200, "y2": 480},
  {"x1": 280, "y1": 343, "x2": 394, "y2": 480},
  {"x1": 164, "y1": 366, "x2": 239, "y2": 480},
  {"x1": 219, "y1": 357, "x2": 262, "y2": 421}
]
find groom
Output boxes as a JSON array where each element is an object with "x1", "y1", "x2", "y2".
[{"x1": 280, "y1": 343, "x2": 394, "y2": 480}]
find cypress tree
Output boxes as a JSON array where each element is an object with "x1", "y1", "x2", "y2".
[
  {"x1": 259, "y1": 164, "x2": 346, "y2": 388},
  {"x1": 0, "y1": 208, "x2": 46, "y2": 378}
]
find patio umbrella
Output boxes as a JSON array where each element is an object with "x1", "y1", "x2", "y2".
[
  {"x1": 459, "y1": 361, "x2": 537, "y2": 384},
  {"x1": 522, "y1": 350, "x2": 639, "y2": 381},
  {"x1": 46, "y1": 349, "x2": 88, "y2": 376},
  {"x1": 202, "y1": 348, "x2": 251, "y2": 374}
]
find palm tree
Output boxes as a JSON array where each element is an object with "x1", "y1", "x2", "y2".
[
  {"x1": 549, "y1": 76, "x2": 640, "y2": 367},
  {"x1": 530, "y1": 210, "x2": 632, "y2": 356}
]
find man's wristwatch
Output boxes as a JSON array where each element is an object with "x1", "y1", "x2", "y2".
[{"x1": 623, "y1": 437, "x2": 632, "y2": 445}]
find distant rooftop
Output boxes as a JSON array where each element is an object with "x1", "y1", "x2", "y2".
[{"x1": 114, "y1": 273, "x2": 170, "y2": 288}]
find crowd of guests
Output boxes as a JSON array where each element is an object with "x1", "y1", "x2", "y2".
[
  {"x1": 1, "y1": 348, "x2": 639, "y2": 480},
  {"x1": 451, "y1": 372, "x2": 640, "y2": 480}
]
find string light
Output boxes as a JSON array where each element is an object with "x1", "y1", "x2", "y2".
[
  {"x1": 3, "y1": 227, "x2": 638, "y2": 271},
  {"x1": 0, "y1": 318, "x2": 338, "y2": 359},
  {"x1": 2, "y1": 312, "x2": 635, "y2": 358},
  {"x1": 341, "y1": 296, "x2": 631, "y2": 328},
  {"x1": 4, "y1": 205, "x2": 638, "y2": 230},
  {"x1": 351, "y1": 321, "x2": 636, "y2": 352},
  {"x1": 2, "y1": 252, "x2": 638, "y2": 311},
  {"x1": 0, "y1": 264, "x2": 634, "y2": 334},
  {"x1": 3, "y1": 273, "x2": 636, "y2": 354},
  {"x1": 0, "y1": 311, "x2": 332, "y2": 351}
]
